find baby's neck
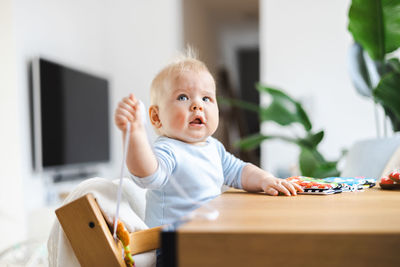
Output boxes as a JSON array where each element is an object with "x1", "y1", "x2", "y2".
[{"x1": 161, "y1": 135, "x2": 209, "y2": 146}]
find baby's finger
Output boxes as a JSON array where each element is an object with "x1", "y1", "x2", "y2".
[
  {"x1": 123, "y1": 95, "x2": 138, "y2": 108},
  {"x1": 116, "y1": 108, "x2": 134, "y2": 122},
  {"x1": 282, "y1": 181, "x2": 297, "y2": 196},
  {"x1": 265, "y1": 187, "x2": 278, "y2": 196},
  {"x1": 115, "y1": 114, "x2": 128, "y2": 129},
  {"x1": 292, "y1": 182, "x2": 304, "y2": 193},
  {"x1": 118, "y1": 101, "x2": 135, "y2": 114},
  {"x1": 128, "y1": 93, "x2": 136, "y2": 102},
  {"x1": 274, "y1": 182, "x2": 291, "y2": 196},
  {"x1": 128, "y1": 94, "x2": 139, "y2": 106}
]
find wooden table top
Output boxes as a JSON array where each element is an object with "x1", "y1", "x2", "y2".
[
  {"x1": 164, "y1": 187, "x2": 400, "y2": 266},
  {"x1": 179, "y1": 187, "x2": 400, "y2": 234}
]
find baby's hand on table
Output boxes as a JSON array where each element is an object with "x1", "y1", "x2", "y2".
[
  {"x1": 261, "y1": 176, "x2": 303, "y2": 196},
  {"x1": 114, "y1": 93, "x2": 144, "y2": 133}
]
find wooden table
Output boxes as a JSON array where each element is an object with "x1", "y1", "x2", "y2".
[{"x1": 161, "y1": 188, "x2": 400, "y2": 267}]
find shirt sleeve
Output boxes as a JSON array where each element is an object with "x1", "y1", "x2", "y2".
[
  {"x1": 214, "y1": 138, "x2": 248, "y2": 189},
  {"x1": 129, "y1": 141, "x2": 176, "y2": 190}
]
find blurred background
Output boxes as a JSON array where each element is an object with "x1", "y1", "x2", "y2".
[{"x1": 1, "y1": 0, "x2": 397, "y2": 264}]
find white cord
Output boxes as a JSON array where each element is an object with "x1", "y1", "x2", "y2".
[
  {"x1": 113, "y1": 122, "x2": 131, "y2": 241},
  {"x1": 112, "y1": 100, "x2": 148, "y2": 240}
]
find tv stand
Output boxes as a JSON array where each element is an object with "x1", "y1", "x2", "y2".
[{"x1": 53, "y1": 170, "x2": 98, "y2": 183}]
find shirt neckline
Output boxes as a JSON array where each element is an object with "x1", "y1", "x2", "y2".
[{"x1": 158, "y1": 135, "x2": 211, "y2": 147}]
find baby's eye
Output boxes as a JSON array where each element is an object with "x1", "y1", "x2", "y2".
[
  {"x1": 202, "y1": 96, "x2": 211, "y2": 102},
  {"x1": 177, "y1": 94, "x2": 188, "y2": 101}
]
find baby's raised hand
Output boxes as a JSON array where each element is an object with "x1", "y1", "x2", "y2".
[
  {"x1": 114, "y1": 93, "x2": 144, "y2": 133},
  {"x1": 261, "y1": 176, "x2": 303, "y2": 196}
]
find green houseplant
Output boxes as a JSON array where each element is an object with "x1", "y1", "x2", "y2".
[
  {"x1": 348, "y1": 0, "x2": 400, "y2": 132},
  {"x1": 221, "y1": 84, "x2": 342, "y2": 178},
  {"x1": 222, "y1": 0, "x2": 400, "y2": 178}
]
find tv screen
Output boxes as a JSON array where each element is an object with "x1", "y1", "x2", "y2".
[{"x1": 31, "y1": 58, "x2": 110, "y2": 172}]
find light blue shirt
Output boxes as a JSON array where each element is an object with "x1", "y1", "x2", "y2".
[{"x1": 129, "y1": 136, "x2": 247, "y2": 228}]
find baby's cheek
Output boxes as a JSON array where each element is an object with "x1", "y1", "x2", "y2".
[
  {"x1": 208, "y1": 108, "x2": 219, "y2": 130},
  {"x1": 169, "y1": 111, "x2": 187, "y2": 129}
]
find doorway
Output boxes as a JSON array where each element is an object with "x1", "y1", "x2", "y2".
[{"x1": 183, "y1": 0, "x2": 260, "y2": 165}]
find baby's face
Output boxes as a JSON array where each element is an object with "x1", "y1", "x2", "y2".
[{"x1": 156, "y1": 70, "x2": 219, "y2": 144}]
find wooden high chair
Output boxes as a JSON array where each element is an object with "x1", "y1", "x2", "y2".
[{"x1": 56, "y1": 193, "x2": 161, "y2": 267}]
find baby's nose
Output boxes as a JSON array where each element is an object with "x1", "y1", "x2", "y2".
[{"x1": 190, "y1": 102, "x2": 203, "y2": 111}]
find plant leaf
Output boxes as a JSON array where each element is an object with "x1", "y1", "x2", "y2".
[
  {"x1": 234, "y1": 134, "x2": 270, "y2": 151},
  {"x1": 295, "y1": 140, "x2": 326, "y2": 162},
  {"x1": 348, "y1": 0, "x2": 400, "y2": 61},
  {"x1": 256, "y1": 84, "x2": 312, "y2": 131},
  {"x1": 235, "y1": 134, "x2": 299, "y2": 151},
  {"x1": 256, "y1": 86, "x2": 292, "y2": 101},
  {"x1": 299, "y1": 148, "x2": 317, "y2": 177},
  {"x1": 299, "y1": 149, "x2": 340, "y2": 178},
  {"x1": 374, "y1": 71, "x2": 400, "y2": 130},
  {"x1": 383, "y1": 0, "x2": 400, "y2": 54},
  {"x1": 315, "y1": 162, "x2": 340, "y2": 178},
  {"x1": 374, "y1": 71, "x2": 400, "y2": 118},
  {"x1": 382, "y1": 107, "x2": 400, "y2": 132},
  {"x1": 348, "y1": 0, "x2": 384, "y2": 60},
  {"x1": 348, "y1": 43, "x2": 373, "y2": 97},
  {"x1": 295, "y1": 103, "x2": 312, "y2": 131},
  {"x1": 304, "y1": 130, "x2": 325, "y2": 148},
  {"x1": 260, "y1": 101, "x2": 299, "y2": 125},
  {"x1": 218, "y1": 96, "x2": 261, "y2": 114},
  {"x1": 388, "y1": 58, "x2": 400, "y2": 73}
]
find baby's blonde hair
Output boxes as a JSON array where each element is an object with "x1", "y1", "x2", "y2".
[{"x1": 150, "y1": 47, "x2": 212, "y2": 106}]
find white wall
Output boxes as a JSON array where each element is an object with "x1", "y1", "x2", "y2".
[
  {"x1": 0, "y1": 0, "x2": 181, "y2": 251},
  {"x1": 260, "y1": 0, "x2": 378, "y2": 175},
  {"x1": 0, "y1": 0, "x2": 26, "y2": 252}
]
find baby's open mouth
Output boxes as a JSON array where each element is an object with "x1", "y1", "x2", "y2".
[{"x1": 190, "y1": 117, "x2": 204, "y2": 125}]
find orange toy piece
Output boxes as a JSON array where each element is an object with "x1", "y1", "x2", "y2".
[
  {"x1": 117, "y1": 220, "x2": 130, "y2": 247},
  {"x1": 116, "y1": 220, "x2": 135, "y2": 267}
]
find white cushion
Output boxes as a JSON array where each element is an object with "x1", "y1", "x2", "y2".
[{"x1": 341, "y1": 135, "x2": 400, "y2": 178}]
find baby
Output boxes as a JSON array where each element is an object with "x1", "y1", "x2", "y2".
[{"x1": 114, "y1": 51, "x2": 302, "y2": 228}]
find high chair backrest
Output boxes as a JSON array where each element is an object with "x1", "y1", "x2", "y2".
[{"x1": 56, "y1": 193, "x2": 161, "y2": 267}]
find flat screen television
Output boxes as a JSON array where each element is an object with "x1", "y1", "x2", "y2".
[{"x1": 31, "y1": 58, "x2": 110, "y2": 179}]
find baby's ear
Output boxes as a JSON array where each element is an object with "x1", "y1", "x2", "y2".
[{"x1": 149, "y1": 105, "x2": 162, "y2": 128}]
